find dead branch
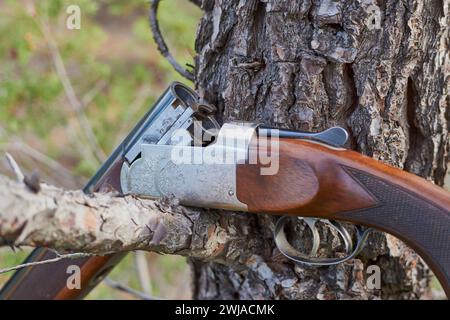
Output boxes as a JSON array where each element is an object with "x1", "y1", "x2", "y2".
[
  {"x1": 0, "y1": 175, "x2": 270, "y2": 264},
  {"x1": 149, "y1": 0, "x2": 195, "y2": 81},
  {"x1": 104, "y1": 278, "x2": 159, "y2": 300},
  {"x1": 0, "y1": 252, "x2": 93, "y2": 274},
  {"x1": 4, "y1": 153, "x2": 24, "y2": 183},
  {"x1": 37, "y1": 15, "x2": 106, "y2": 164}
]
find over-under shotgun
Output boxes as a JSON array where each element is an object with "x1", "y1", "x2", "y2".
[{"x1": 1, "y1": 82, "x2": 449, "y2": 299}]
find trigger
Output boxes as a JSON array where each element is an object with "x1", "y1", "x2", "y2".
[{"x1": 274, "y1": 216, "x2": 373, "y2": 266}]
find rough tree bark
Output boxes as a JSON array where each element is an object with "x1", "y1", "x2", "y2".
[
  {"x1": 192, "y1": 0, "x2": 449, "y2": 299},
  {"x1": 0, "y1": 175, "x2": 268, "y2": 261}
]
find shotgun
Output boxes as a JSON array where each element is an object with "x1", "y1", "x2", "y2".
[{"x1": 1, "y1": 82, "x2": 449, "y2": 299}]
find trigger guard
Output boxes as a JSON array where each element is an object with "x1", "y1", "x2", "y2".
[
  {"x1": 324, "y1": 219, "x2": 353, "y2": 255},
  {"x1": 297, "y1": 217, "x2": 321, "y2": 257},
  {"x1": 274, "y1": 216, "x2": 372, "y2": 266}
]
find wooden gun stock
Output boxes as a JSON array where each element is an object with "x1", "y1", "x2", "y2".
[
  {"x1": 237, "y1": 138, "x2": 450, "y2": 297},
  {"x1": 0, "y1": 250, "x2": 125, "y2": 300}
]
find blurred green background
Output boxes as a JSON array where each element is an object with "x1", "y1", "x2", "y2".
[
  {"x1": 0, "y1": 0, "x2": 201, "y2": 299},
  {"x1": 0, "y1": 0, "x2": 449, "y2": 300}
]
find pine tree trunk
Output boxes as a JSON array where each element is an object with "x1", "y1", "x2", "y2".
[{"x1": 191, "y1": 0, "x2": 449, "y2": 299}]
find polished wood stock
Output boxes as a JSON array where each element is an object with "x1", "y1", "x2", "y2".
[{"x1": 237, "y1": 137, "x2": 450, "y2": 297}]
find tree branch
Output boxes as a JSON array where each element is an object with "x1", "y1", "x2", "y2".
[
  {"x1": 149, "y1": 0, "x2": 195, "y2": 81},
  {"x1": 0, "y1": 175, "x2": 269, "y2": 264},
  {"x1": 0, "y1": 252, "x2": 93, "y2": 274}
]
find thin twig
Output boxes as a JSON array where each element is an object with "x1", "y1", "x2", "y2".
[
  {"x1": 104, "y1": 278, "x2": 160, "y2": 300},
  {"x1": 0, "y1": 253, "x2": 92, "y2": 275},
  {"x1": 4, "y1": 152, "x2": 24, "y2": 183},
  {"x1": 37, "y1": 16, "x2": 106, "y2": 164},
  {"x1": 5, "y1": 140, "x2": 75, "y2": 182},
  {"x1": 149, "y1": 0, "x2": 195, "y2": 81},
  {"x1": 114, "y1": 86, "x2": 153, "y2": 146},
  {"x1": 0, "y1": 127, "x2": 79, "y2": 187},
  {"x1": 67, "y1": 127, "x2": 100, "y2": 169},
  {"x1": 81, "y1": 79, "x2": 108, "y2": 108},
  {"x1": 134, "y1": 251, "x2": 153, "y2": 295}
]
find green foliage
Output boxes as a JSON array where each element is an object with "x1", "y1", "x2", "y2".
[
  {"x1": 0, "y1": 0, "x2": 201, "y2": 173},
  {"x1": 0, "y1": 249, "x2": 32, "y2": 286}
]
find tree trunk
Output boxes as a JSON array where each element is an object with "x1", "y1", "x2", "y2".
[{"x1": 191, "y1": 0, "x2": 449, "y2": 299}]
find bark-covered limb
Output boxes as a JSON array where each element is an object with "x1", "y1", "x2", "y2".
[
  {"x1": 0, "y1": 175, "x2": 269, "y2": 262},
  {"x1": 0, "y1": 175, "x2": 185, "y2": 254}
]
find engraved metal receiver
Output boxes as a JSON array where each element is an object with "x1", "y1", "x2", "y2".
[
  {"x1": 119, "y1": 82, "x2": 371, "y2": 267},
  {"x1": 84, "y1": 81, "x2": 220, "y2": 195}
]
